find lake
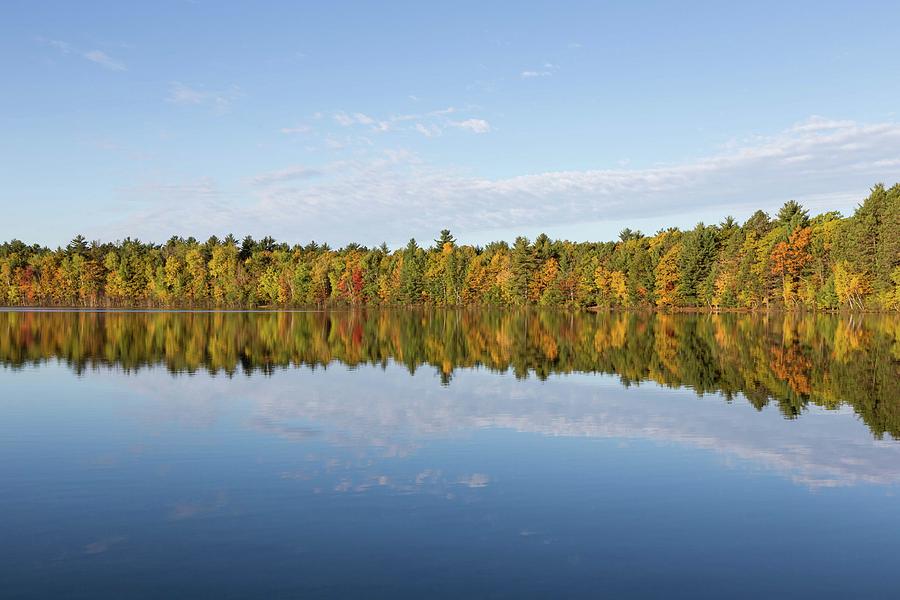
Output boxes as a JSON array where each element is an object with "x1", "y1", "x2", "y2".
[{"x1": 1, "y1": 309, "x2": 899, "y2": 598}]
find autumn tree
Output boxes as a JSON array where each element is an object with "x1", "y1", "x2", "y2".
[{"x1": 770, "y1": 226, "x2": 812, "y2": 306}]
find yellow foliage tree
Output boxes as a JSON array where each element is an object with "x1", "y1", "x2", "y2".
[
  {"x1": 654, "y1": 244, "x2": 682, "y2": 307},
  {"x1": 833, "y1": 261, "x2": 871, "y2": 310}
]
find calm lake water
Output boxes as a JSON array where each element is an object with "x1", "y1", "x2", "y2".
[{"x1": 1, "y1": 309, "x2": 899, "y2": 598}]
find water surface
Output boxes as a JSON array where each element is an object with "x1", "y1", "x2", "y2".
[{"x1": 1, "y1": 309, "x2": 899, "y2": 598}]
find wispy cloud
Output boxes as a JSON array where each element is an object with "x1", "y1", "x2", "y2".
[
  {"x1": 789, "y1": 116, "x2": 857, "y2": 133},
  {"x1": 333, "y1": 112, "x2": 356, "y2": 126},
  {"x1": 521, "y1": 62, "x2": 558, "y2": 79},
  {"x1": 105, "y1": 117, "x2": 900, "y2": 246},
  {"x1": 167, "y1": 82, "x2": 240, "y2": 115},
  {"x1": 83, "y1": 50, "x2": 126, "y2": 71},
  {"x1": 328, "y1": 105, "x2": 483, "y2": 138},
  {"x1": 247, "y1": 116, "x2": 900, "y2": 240},
  {"x1": 37, "y1": 37, "x2": 127, "y2": 71},
  {"x1": 100, "y1": 177, "x2": 238, "y2": 238},
  {"x1": 41, "y1": 38, "x2": 72, "y2": 54},
  {"x1": 450, "y1": 118, "x2": 491, "y2": 134},
  {"x1": 280, "y1": 125, "x2": 311, "y2": 135},
  {"x1": 333, "y1": 111, "x2": 392, "y2": 132},
  {"x1": 415, "y1": 123, "x2": 441, "y2": 138},
  {"x1": 251, "y1": 165, "x2": 323, "y2": 186}
]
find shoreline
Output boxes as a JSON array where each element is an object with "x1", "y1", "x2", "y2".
[{"x1": 1, "y1": 304, "x2": 896, "y2": 315}]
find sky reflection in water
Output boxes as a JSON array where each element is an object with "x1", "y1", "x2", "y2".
[{"x1": 1, "y1": 310, "x2": 899, "y2": 598}]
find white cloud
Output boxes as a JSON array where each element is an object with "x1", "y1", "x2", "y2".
[
  {"x1": 430, "y1": 106, "x2": 457, "y2": 116},
  {"x1": 415, "y1": 123, "x2": 441, "y2": 137},
  {"x1": 521, "y1": 62, "x2": 557, "y2": 79},
  {"x1": 393, "y1": 106, "x2": 459, "y2": 121},
  {"x1": 251, "y1": 165, "x2": 322, "y2": 186},
  {"x1": 333, "y1": 111, "x2": 390, "y2": 132},
  {"x1": 247, "y1": 116, "x2": 900, "y2": 240},
  {"x1": 83, "y1": 50, "x2": 126, "y2": 71},
  {"x1": 332, "y1": 105, "x2": 485, "y2": 136},
  {"x1": 451, "y1": 118, "x2": 491, "y2": 134},
  {"x1": 167, "y1": 82, "x2": 240, "y2": 115},
  {"x1": 168, "y1": 84, "x2": 205, "y2": 104},
  {"x1": 38, "y1": 37, "x2": 126, "y2": 71},
  {"x1": 104, "y1": 117, "x2": 900, "y2": 247},
  {"x1": 333, "y1": 112, "x2": 356, "y2": 126},
  {"x1": 97, "y1": 178, "x2": 240, "y2": 238},
  {"x1": 280, "y1": 125, "x2": 311, "y2": 135},
  {"x1": 43, "y1": 38, "x2": 72, "y2": 54},
  {"x1": 790, "y1": 116, "x2": 856, "y2": 133}
]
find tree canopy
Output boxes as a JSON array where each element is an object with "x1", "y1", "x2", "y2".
[{"x1": 1, "y1": 183, "x2": 898, "y2": 310}]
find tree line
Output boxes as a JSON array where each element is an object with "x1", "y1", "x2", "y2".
[
  {"x1": 2, "y1": 309, "x2": 897, "y2": 438},
  {"x1": 1, "y1": 183, "x2": 898, "y2": 310}
]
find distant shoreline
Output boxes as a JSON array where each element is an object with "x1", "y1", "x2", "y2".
[
  {"x1": 2, "y1": 182, "x2": 897, "y2": 312},
  {"x1": 1, "y1": 305, "x2": 896, "y2": 315}
]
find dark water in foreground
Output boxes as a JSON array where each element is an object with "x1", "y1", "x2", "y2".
[{"x1": 1, "y1": 309, "x2": 899, "y2": 598}]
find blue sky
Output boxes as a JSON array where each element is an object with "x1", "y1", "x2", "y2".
[{"x1": 3, "y1": 1, "x2": 900, "y2": 248}]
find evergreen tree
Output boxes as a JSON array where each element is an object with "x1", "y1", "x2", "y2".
[
  {"x1": 67, "y1": 235, "x2": 89, "y2": 256},
  {"x1": 434, "y1": 229, "x2": 456, "y2": 250},
  {"x1": 677, "y1": 224, "x2": 718, "y2": 305},
  {"x1": 510, "y1": 236, "x2": 534, "y2": 305},
  {"x1": 399, "y1": 238, "x2": 424, "y2": 303},
  {"x1": 777, "y1": 200, "x2": 810, "y2": 232}
]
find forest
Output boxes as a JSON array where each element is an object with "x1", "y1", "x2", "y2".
[{"x1": 1, "y1": 183, "x2": 898, "y2": 310}]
